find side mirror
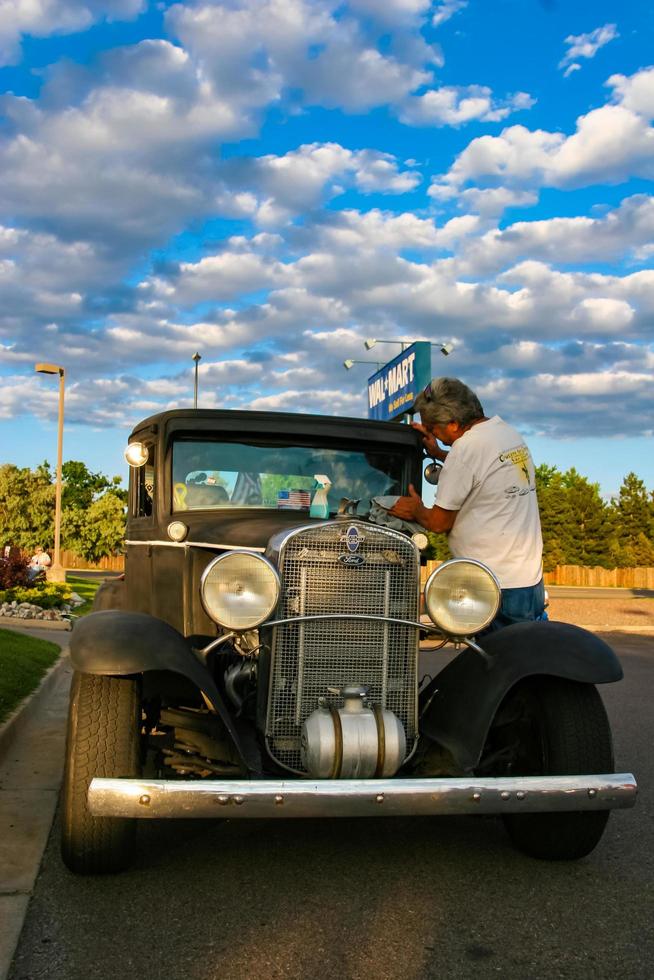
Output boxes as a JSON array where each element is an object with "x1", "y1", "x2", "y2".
[{"x1": 424, "y1": 459, "x2": 442, "y2": 486}]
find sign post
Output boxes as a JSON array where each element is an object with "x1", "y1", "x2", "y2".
[{"x1": 367, "y1": 341, "x2": 431, "y2": 421}]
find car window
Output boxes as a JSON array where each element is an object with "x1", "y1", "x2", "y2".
[{"x1": 172, "y1": 440, "x2": 405, "y2": 516}]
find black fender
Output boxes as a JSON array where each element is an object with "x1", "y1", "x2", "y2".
[
  {"x1": 420, "y1": 620, "x2": 623, "y2": 773},
  {"x1": 70, "y1": 610, "x2": 261, "y2": 773}
]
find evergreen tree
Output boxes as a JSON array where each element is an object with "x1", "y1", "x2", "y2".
[
  {"x1": 561, "y1": 468, "x2": 613, "y2": 568},
  {"x1": 535, "y1": 465, "x2": 574, "y2": 570},
  {"x1": 611, "y1": 473, "x2": 654, "y2": 566}
]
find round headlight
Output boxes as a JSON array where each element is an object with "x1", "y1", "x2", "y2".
[
  {"x1": 124, "y1": 441, "x2": 148, "y2": 467},
  {"x1": 424, "y1": 558, "x2": 501, "y2": 636},
  {"x1": 201, "y1": 552, "x2": 280, "y2": 630},
  {"x1": 411, "y1": 532, "x2": 429, "y2": 551},
  {"x1": 167, "y1": 521, "x2": 188, "y2": 542}
]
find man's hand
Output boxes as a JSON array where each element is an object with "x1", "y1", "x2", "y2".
[
  {"x1": 389, "y1": 484, "x2": 423, "y2": 520},
  {"x1": 411, "y1": 422, "x2": 447, "y2": 461}
]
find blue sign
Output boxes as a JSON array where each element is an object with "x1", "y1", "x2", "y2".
[{"x1": 367, "y1": 342, "x2": 431, "y2": 421}]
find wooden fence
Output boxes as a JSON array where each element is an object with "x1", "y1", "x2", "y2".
[
  {"x1": 419, "y1": 561, "x2": 654, "y2": 589},
  {"x1": 542, "y1": 564, "x2": 654, "y2": 589},
  {"x1": 61, "y1": 550, "x2": 125, "y2": 572}
]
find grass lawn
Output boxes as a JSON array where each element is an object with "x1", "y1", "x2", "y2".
[
  {"x1": 0, "y1": 577, "x2": 101, "y2": 724},
  {"x1": 66, "y1": 575, "x2": 101, "y2": 616},
  {"x1": 0, "y1": 629, "x2": 61, "y2": 724}
]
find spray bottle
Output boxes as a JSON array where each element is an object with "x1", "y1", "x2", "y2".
[{"x1": 310, "y1": 474, "x2": 332, "y2": 519}]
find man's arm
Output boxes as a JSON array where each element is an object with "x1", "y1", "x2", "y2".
[
  {"x1": 411, "y1": 422, "x2": 448, "y2": 462},
  {"x1": 389, "y1": 484, "x2": 458, "y2": 533}
]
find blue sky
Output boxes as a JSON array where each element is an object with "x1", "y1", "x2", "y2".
[{"x1": 0, "y1": 0, "x2": 652, "y2": 497}]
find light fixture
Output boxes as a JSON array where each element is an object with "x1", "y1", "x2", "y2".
[
  {"x1": 364, "y1": 338, "x2": 453, "y2": 356},
  {"x1": 344, "y1": 358, "x2": 382, "y2": 371},
  {"x1": 167, "y1": 521, "x2": 188, "y2": 542},
  {"x1": 124, "y1": 442, "x2": 149, "y2": 467}
]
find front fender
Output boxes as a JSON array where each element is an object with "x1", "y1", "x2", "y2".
[
  {"x1": 70, "y1": 610, "x2": 261, "y2": 773},
  {"x1": 420, "y1": 620, "x2": 622, "y2": 773}
]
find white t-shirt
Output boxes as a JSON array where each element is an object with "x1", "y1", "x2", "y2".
[{"x1": 434, "y1": 416, "x2": 543, "y2": 589}]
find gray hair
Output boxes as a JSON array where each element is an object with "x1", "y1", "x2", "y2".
[{"x1": 414, "y1": 377, "x2": 484, "y2": 427}]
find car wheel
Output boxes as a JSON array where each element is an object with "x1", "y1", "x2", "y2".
[
  {"x1": 484, "y1": 677, "x2": 614, "y2": 861},
  {"x1": 61, "y1": 672, "x2": 141, "y2": 874}
]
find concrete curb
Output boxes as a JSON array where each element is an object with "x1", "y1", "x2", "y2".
[
  {"x1": 0, "y1": 643, "x2": 72, "y2": 980},
  {"x1": 0, "y1": 650, "x2": 69, "y2": 761},
  {"x1": 0, "y1": 616, "x2": 72, "y2": 631}
]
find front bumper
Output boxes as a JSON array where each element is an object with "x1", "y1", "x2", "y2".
[{"x1": 88, "y1": 773, "x2": 637, "y2": 819}]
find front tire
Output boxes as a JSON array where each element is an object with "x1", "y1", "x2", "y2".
[
  {"x1": 484, "y1": 677, "x2": 614, "y2": 861},
  {"x1": 61, "y1": 673, "x2": 141, "y2": 874}
]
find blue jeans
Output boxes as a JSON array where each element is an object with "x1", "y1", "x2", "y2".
[{"x1": 480, "y1": 578, "x2": 547, "y2": 635}]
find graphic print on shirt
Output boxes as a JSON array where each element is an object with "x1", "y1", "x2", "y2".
[{"x1": 498, "y1": 444, "x2": 536, "y2": 497}]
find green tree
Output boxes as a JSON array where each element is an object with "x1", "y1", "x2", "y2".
[
  {"x1": 561, "y1": 468, "x2": 613, "y2": 568},
  {"x1": 62, "y1": 493, "x2": 126, "y2": 563},
  {"x1": 610, "y1": 473, "x2": 654, "y2": 566},
  {"x1": 0, "y1": 464, "x2": 55, "y2": 551},
  {"x1": 61, "y1": 460, "x2": 126, "y2": 509},
  {"x1": 535, "y1": 465, "x2": 574, "y2": 571}
]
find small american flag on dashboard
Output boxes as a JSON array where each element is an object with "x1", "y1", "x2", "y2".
[{"x1": 277, "y1": 489, "x2": 311, "y2": 510}]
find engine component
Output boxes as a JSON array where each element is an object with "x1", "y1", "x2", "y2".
[
  {"x1": 301, "y1": 685, "x2": 406, "y2": 778},
  {"x1": 224, "y1": 660, "x2": 256, "y2": 710},
  {"x1": 424, "y1": 558, "x2": 501, "y2": 636}
]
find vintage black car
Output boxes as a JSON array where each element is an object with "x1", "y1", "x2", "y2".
[{"x1": 61, "y1": 409, "x2": 637, "y2": 874}]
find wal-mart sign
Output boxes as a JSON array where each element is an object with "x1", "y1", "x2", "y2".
[{"x1": 367, "y1": 341, "x2": 431, "y2": 421}]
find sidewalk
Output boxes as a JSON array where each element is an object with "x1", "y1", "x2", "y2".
[{"x1": 0, "y1": 631, "x2": 72, "y2": 980}]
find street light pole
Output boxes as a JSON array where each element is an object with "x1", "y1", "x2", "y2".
[
  {"x1": 35, "y1": 363, "x2": 66, "y2": 583},
  {"x1": 192, "y1": 352, "x2": 202, "y2": 409}
]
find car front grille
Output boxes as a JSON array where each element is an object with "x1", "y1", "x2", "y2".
[{"x1": 265, "y1": 521, "x2": 420, "y2": 773}]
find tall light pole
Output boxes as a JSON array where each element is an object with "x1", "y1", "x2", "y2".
[
  {"x1": 34, "y1": 362, "x2": 66, "y2": 582},
  {"x1": 192, "y1": 352, "x2": 202, "y2": 409}
]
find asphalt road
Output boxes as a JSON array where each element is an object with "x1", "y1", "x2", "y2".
[{"x1": 10, "y1": 633, "x2": 653, "y2": 980}]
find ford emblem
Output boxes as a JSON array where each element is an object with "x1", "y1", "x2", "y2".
[{"x1": 338, "y1": 553, "x2": 365, "y2": 567}]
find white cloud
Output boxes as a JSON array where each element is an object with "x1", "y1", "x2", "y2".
[
  {"x1": 432, "y1": 0, "x2": 468, "y2": 27},
  {"x1": 148, "y1": 251, "x2": 286, "y2": 304},
  {"x1": 0, "y1": 0, "x2": 144, "y2": 66},
  {"x1": 430, "y1": 67, "x2": 654, "y2": 201},
  {"x1": 456, "y1": 186, "x2": 539, "y2": 216},
  {"x1": 401, "y1": 86, "x2": 534, "y2": 127},
  {"x1": 454, "y1": 195, "x2": 654, "y2": 276},
  {"x1": 559, "y1": 23, "x2": 618, "y2": 74}
]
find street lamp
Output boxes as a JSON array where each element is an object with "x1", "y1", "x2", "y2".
[
  {"x1": 365, "y1": 338, "x2": 453, "y2": 356},
  {"x1": 34, "y1": 362, "x2": 66, "y2": 583},
  {"x1": 192, "y1": 352, "x2": 201, "y2": 409},
  {"x1": 343, "y1": 358, "x2": 382, "y2": 371}
]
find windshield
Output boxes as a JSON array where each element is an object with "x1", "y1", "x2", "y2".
[{"x1": 172, "y1": 439, "x2": 406, "y2": 517}]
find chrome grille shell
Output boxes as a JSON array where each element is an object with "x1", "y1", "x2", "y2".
[{"x1": 265, "y1": 521, "x2": 420, "y2": 773}]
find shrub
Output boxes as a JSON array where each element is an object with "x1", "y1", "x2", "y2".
[
  {"x1": 0, "y1": 582, "x2": 72, "y2": 609},
  {"x1": 0, "y1": 552, "x2": 32, "y2": 589}
]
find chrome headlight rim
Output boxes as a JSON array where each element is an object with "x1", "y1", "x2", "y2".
[
  {"x1": 200, "y1": 551, "x2": 281, "y2": 631},
  {"x1": 424, "y1": 557, "x2": 501, "y2": 637}
]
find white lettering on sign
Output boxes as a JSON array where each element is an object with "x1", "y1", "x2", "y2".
[{"x1": 368, "y1": 351, "x2": 417, "y2": 410}]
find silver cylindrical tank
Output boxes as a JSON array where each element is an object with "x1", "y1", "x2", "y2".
[{"x1": 301, "y1": 685, "x2": 406, "y2": 778}]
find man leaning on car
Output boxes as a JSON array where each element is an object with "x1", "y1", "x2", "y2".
[{"x1": 390, "y1": 376, "x2": 545, "y2": 633}]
